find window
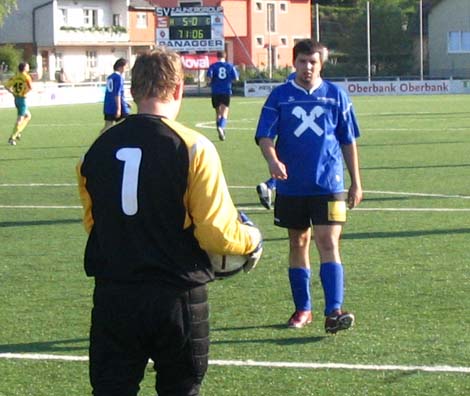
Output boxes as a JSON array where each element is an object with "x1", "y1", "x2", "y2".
[
  {"x1": 256, "y1": 36, "x2": 264, "y2": 47},
  {"x1": 448, "y1": 31, "x2": 470, "y2": 53},
  {"x1": 280, "y1": 36, "x2": 288, "y2": 47},
  {"x1": 59, "y1": 8, "x2": 68, "y2": 26},
  {"x1": 136, "y1": 12, "x2": 147, "y2": 29},
  {"x1": 55, "y1": 53, "x2": 63, "y2": 70},
  {"x1": 267, "y1": 2, "x2": 276, "y2": 33},
  {"x1": 280, "y1": 2, "x2": 288, "y2": 13},
  {"x1": 86, "y1": 50, "x2": 97, "y2": 68},
  {"x1": 84, "y1": 9, "x2": 98, "y2": 27},
  {"x1": 255, "y1": 2, "x2": 263, "y2": 12},
  {"x1": 113, "y1": 14, "x2": 121, "y2": 27}
]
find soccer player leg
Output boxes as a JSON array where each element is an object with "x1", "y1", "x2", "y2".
[
  {"x1": 287, "y1": 228, "x2": 313, "y2": 328},
  {"x1": 89, "y1": 284, "x2": 148, "y2": 396},
  {"x1": 314, "y1": 224, "x2": 344, "y2": 315},
  {"x1": 154, "y1": 284, "x2": 209, "y2": 396}
]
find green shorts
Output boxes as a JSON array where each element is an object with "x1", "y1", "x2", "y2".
[{"x1": 14, "y1": 96, "x2": 28, "y2": 117}]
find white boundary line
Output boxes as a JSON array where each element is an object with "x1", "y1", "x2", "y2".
[
  {"x1": 2, "y1": 205, "x2": 470, "y2": 212},
  {"x1": 1, "y1": 186, "x2": 470, "y2": 211},
  {"x1": 1, "y1": 184, "x2": 470, "y2": 199},
  {"x1": 0, "y1": 353, "x2": 469, "y2": 374}
]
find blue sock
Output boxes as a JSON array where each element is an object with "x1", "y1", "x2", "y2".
[
  {"x1": 320, "y1": 262, "x2": 344, "y2": 316},
  {"x1": 265, "y1": 178, "x2": 276, "y2": 190},
  {"x1": 288, "y1": 268, "x2": 311, "y2": 311},
  {"x1": 220, "y1": 117, "x2": 227, "y2": 128}
]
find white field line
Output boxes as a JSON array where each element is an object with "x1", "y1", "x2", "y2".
[
  {"x1": 0, "y1": 353, "x2": 469, "y2": 374},
  {"x1": 1, "y1": 184, "x2": 470, "y2": 199},
  {"x1": 1, "y1": 186, "x2": 470, "y2": 211}
]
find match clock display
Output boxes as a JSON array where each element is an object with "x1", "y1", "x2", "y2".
[{"x1": 156, "y1": 7, "x2": 224, "y2": 52}]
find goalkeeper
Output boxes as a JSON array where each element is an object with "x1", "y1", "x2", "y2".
[{"x1": 76, "y1": 47, "x2": 262, "y2": 396}]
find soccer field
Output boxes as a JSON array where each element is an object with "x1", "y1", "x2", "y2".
[{"x1": 1, "y1": 94, "x2": 470, "y2": 395}]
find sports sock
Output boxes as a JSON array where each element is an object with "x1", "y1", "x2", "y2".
[
  {"x1": 320, "y1": 262, "x2": 344, "y2": 316},
  {"x1": 288, "y1": 268, "x2": 311, "y2": 311},
  {"x1": 265, "y1": 178, "x2": 276, "y2": 190},
  {"x1": 219, "y1": 117, "x2": 227, "y2": 128}
]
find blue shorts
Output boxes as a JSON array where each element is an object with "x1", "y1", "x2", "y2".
[{"x1": 14, "y1": 97, "x2": 28, "y2": 117}]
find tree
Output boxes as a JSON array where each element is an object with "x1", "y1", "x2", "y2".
[
  {"x1": 316, "y1": 0, "x2": 421, "y2": 78},
  {"x1": 0, "y1": 0, "x2": 17, "y2": 26}
]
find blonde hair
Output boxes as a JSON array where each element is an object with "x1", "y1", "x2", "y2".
[{"x1": 131, "y1": 47, "x2": 184, "y2": 103}]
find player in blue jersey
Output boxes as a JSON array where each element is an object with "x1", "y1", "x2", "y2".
[
  {"x1": 100, "y1": 58, "x2": 131, "y2": 134},
  {"x1": 256, "y1": 71, "x2": 296, "y2": 208},
  {"x1": 206, "y1": 51, "x2": 239, "y2": 141},
  {"x1": 255, "y1": 39, "x2": 363, "y2": 333}
]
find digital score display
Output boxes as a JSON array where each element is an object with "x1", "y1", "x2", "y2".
[
  {"x1": 156, "y1": 7, "x2": 224, "y2": 52},
  {"x1": 169, "y1": 17, "x2": 212, "y2": 40}
]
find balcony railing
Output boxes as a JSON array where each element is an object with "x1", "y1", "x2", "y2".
[{"x1": 56, "y1": 26, "x2": 129, "y2": 43}]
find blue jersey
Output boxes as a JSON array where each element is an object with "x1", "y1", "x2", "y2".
[
  {"x1": 255, "y1": 79, "x2": 360, "y2": 196},
  {"x1": 207, "y1": 61, "x2": 239, "y2": 95},
  {"x1": 103, "y1": 72, "x2": 130, "y2": 116}
]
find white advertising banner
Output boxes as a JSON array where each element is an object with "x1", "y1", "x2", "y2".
[
  {"x1": 0, "y1": 83, "x2": 132, "y2": 109},
  {"x1": 244, "y1": 79, "x2": 470, "y2": 97}
]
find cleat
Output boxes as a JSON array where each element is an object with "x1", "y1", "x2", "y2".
[
  {"x1": 217, "y1": 126, "x2": 225, "y2": 141},
  {"x1": 325, "y1": 310, "x2": 355, "y2": 334},
  {"x1": 256, "y1": 182, "x2": 272, "y2": 209},
  {"x1": 8, "y1": 138, "x2": 16, "y2": 146},
  {"x1": 287, "y1": 310, "x2": 313, "y2": 329}
]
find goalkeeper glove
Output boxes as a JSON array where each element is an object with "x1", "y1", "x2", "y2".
[{"x1": 238, "y1": 211, "x2": 263, "y2": 273}]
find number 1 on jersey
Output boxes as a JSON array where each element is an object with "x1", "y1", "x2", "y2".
[{"x1": 116, "y1": 148, "x2": 142, "y2": 216}]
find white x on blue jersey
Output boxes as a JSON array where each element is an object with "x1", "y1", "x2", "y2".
[{"x1": 255, "y1": 79, "x2": 360, "y2": 196}]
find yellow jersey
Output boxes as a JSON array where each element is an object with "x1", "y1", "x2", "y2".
[{"x1": 4, "y1": 72, "x2": 33, "y2": 98}]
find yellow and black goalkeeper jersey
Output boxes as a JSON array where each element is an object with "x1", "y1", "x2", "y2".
[{"x1": 77, "y1": 114, "x2": 260, "y2": 287}]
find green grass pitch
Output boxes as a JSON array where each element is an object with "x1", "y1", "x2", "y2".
[{"x1": 1, "y1": 94, "x2": 470, "y2": 395}]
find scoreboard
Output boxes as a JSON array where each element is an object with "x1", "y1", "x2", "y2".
[{"x1": 156, "y1": 7, "x2": 224, "y2": 52}]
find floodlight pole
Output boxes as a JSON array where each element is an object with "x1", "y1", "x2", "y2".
[
  {"x1": 367, "y1": 1, "x2": 371, "y2": 82},
  {"x1": 315, "y1": 3, "x2": 320, "y2": 42},
  {"x1": 419, "y1": 0, "x2": 424, "y2": 80},
  {"x1": 267, "y1": 5, "x2": 272, "y2": 79}
]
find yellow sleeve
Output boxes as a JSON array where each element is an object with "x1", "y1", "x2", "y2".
[
  {"x1": 76, "y1": 158, "x2": 94, "y2": 234},
  {"x1": 163, "y1": 119, "x2": 260, "y2": 255}
]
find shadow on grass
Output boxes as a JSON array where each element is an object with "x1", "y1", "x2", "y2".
[
  {"x1": 0, "y1": 338, "x2": 88, "y2": 353},
  {"x1": 212, "y1": 324, "x2": 326, "y2": 345},
  {"x1": 264, "y1": 227, "x2": 470, "y2": 242},
  {"x1": 0, "y1": 218, "x2": 81, "y2": 228}
]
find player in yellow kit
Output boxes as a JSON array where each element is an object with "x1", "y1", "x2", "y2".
[{"x1": 4, "y1": 62, "x2": 33, "y2": 145}]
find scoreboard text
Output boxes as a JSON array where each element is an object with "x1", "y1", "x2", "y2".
[{"x1": 156, "y1": 7, "x2": 224, "y2": 52}]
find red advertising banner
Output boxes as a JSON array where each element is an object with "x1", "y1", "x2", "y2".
[{"x1": 181, "y1": 53, "x2": 218, "y2": 70}]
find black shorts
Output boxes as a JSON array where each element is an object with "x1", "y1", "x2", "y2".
[
  {"x1": 89, "y1": 281, "x2": 209, "y2": 396},
  {"x1": 274, "y1": 193, "x2": 347, "y2": 229},
  {"x1": 104, "y1": 113, "x2": 129, "y2": 122},
  {"x1": 211, "y1": 94, "x2": 230, "y2": 109}
]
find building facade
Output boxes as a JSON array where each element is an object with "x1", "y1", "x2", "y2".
[
  {"x1": 428, "y1": 0, "x2": 470, "y2": 78},
  {"x1": 0, "y1": 0, "x2": 311, "y2": 82}
]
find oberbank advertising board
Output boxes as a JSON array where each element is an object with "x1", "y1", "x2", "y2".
[{"x1": 244, "y1": 79, "x2": 470, "y2": 97}]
